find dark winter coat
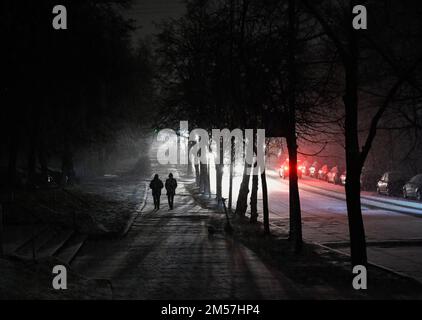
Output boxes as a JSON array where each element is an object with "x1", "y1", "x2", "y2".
[
  {"x1": 165, "y1": 178, "x2": 177, "y2": 195},
  {"x1": 150, "y1": 178, "x2": 164, "y2": 195}
]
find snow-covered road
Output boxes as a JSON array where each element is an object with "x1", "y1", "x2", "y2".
[
  {"x1": 290, "y1": 174, "x2": 422, "y2": 215},
  {"x1": 263, "y1": 171, "x2": 422, "y2": 283}
]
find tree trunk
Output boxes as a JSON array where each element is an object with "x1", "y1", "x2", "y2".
[
  {"x1": 216, "y1": 137, "x2": 224, "y2": 200},
  {"x1": 194, "y1": 143, "x2": 201, "y2": 186},
  {"x1": 207, "y1": 144, "x2": 212, "y2": 196},
  {"x1": 250, "y1": 173, "x2": 258, "y2": 223},
  {"x1": 200, "y1": 163, "x2": 207, "y2": 193},
  {"x1": 235, "y1": 160, "x2": 250, "y2": 216},
  {"x1": 187, "y1": 141, "x2": 194, "y2": 176},
  {"x1": 194, "y1": 164, "x2": 200, "y2": 186},
  {"x1": 261, "y1": 169, "x2": 270, "y2": 234},
  {"x1": 287, "y1": 135, "x2": 303, "y2": 251},
  {"x1": 301, "y1": 0, "x2": 368, "y2": 265},
  {"x1": 250, "y1": 130, "x2": 259, "y2": 223},
  {"x1": 344, "y1": 160, "x2": 367, "y2": 266},
  {"x1": 216, "y1": 163, "x2": 222, "y2": 198},
  {"x1": 343, "y1": 60, "x2": 367, "y2": 266},
  {"x1": 228, "y1": 137, "x2": 234, "y2": 212},
  {"x1": 287, "y1": 0, "x2": 302, "y2": 252},
  {"x1": 343, "y1": 2, "x2": 367, "y2": 266}
]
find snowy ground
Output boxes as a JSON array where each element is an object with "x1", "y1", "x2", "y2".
[
  {"x1": 4, "y1": 130, "x2": 421, "y2": 299},
  {"x1": 67, "y1": 134, "x2": 422, "y2": 299},
  {"x1": 261, "y1": 170, "x2": 422, "y2": 283},
  {"x1": 0, "y1": 257, "x2": 111, "y2": 299},
  {"x1": 71, "y1": 139, "x2": 295, "y2": 299},
  {"x1": 196, "y1": 160, "x2": 422, "y2": 284}
]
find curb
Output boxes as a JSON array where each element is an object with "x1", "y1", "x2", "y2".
[
  {"x1": 314, "y1": 242, "x2": 422, "y2": 286},
  {"x1": 283, "y1": 178, "x2": 422, "y2": 218},
  {"x1": 120, "y1": 182, "x2": 148, "y2": 237}
]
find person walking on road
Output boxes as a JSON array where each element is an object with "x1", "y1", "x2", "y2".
[
  {"x1": 150, "y1": 174, "x2": 164, "y2": 210},
  {"x1": 165, "y1": 173, "x2": 177, "y2": 210}
]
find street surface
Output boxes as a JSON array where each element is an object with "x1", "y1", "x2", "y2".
[{"x1": 263, "y1": 171, "x2": 422, "y2": 282}]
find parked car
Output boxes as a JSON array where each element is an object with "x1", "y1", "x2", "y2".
[
  {"x1": 327, "y1": 166, "x2": 343, "y2": 185},
  {"x1": 318, "y1": 164, "x2": 330, "y2": 181},
  {"x1": 376, "y1": 171, "x2": 409, "y2": 196},
  {"x1": 340, "y1": 171, "x2": 347, "y2": 185},
  {"x1": 309, "y1": 162, "x2": 320, "y2": 178},
  {"x1": 403, "y1": 174, "x2": 422, "y2": 201},
  {"x1": 339, "y1": 170, "x2": 381, "y2": 190},
  {"x1": 279, "y1": 159, "x2": 303, "y2": 179},
  {"x1": 299, "y1": 160, "x2": 310, "y2": 176}
]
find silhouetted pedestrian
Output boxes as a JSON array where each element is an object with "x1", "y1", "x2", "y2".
[
  {"x1": 149, "y1": 174, "x2": 163, "y2": 210},
  {"x1": 165, "y1": 173, "x2": 177, "y2": 210}
]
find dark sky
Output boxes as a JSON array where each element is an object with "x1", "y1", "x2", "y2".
[{"x1": 124, "y1": 0, "x2": 186, "y2": 39}]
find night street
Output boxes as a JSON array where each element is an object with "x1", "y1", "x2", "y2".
[
  {"x1": 66, "y1": 135, "x2": 422, "y2": 297},
  {"x1": 70, "y1": 135, "x2": 299, "y2": 299},
  {"x1": 3, "y1": 0, "x2": 422, "y2": 306},
  {"x1": 264, "y1": 172, "x2": 422, "y2": 282}
]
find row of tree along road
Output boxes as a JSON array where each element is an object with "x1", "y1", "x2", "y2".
[{"x1": 154, "y1": 0, "x2": 422, "y2": 266}]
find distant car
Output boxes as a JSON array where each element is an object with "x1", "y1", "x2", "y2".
[
  {"x1": 377, "y1": 171, "x2": 409, "y2": 196},
  {"x1": 327, "y1": 166, "x2": 342, "y2": 185},
  {"x1": 279, "y1": 159, "x2": 303, "y2": 179},
  {"x1": 340, "y1": 171, "x2": 347, "y2": 185},
  {"x1": 339, "y1": 170, "x2": 381, "y2": 189},
  {"x1": 403, "y1": 174, "x2": 422, "y2": 201},
  {"x1": 309, "y1": 162, "x2": 320, "y2": 178},
  {"x1": 318, "y1": 164, "x2": 330, "y2": 181},
  {"x1": 299, "y1": 160, "x2": 310, "y2": 176}
]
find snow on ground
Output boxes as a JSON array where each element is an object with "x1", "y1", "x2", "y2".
[
  {"x1": 0, "y1": 257, "x2": 111, "y2": 299},
  {"x1": 70, "y1": 173, "x2": 147, "y2": 234},
  {"x1": 286, "y1": 174, "x2": 422, "y2": 215}
]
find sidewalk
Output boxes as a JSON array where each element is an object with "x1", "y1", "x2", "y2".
[
  {"x1": 188, "y1": 186, "x2": 422, "y2": 299},
  {"x1": 71, "y1": 139, "x2": 299, "y2": 299}
]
